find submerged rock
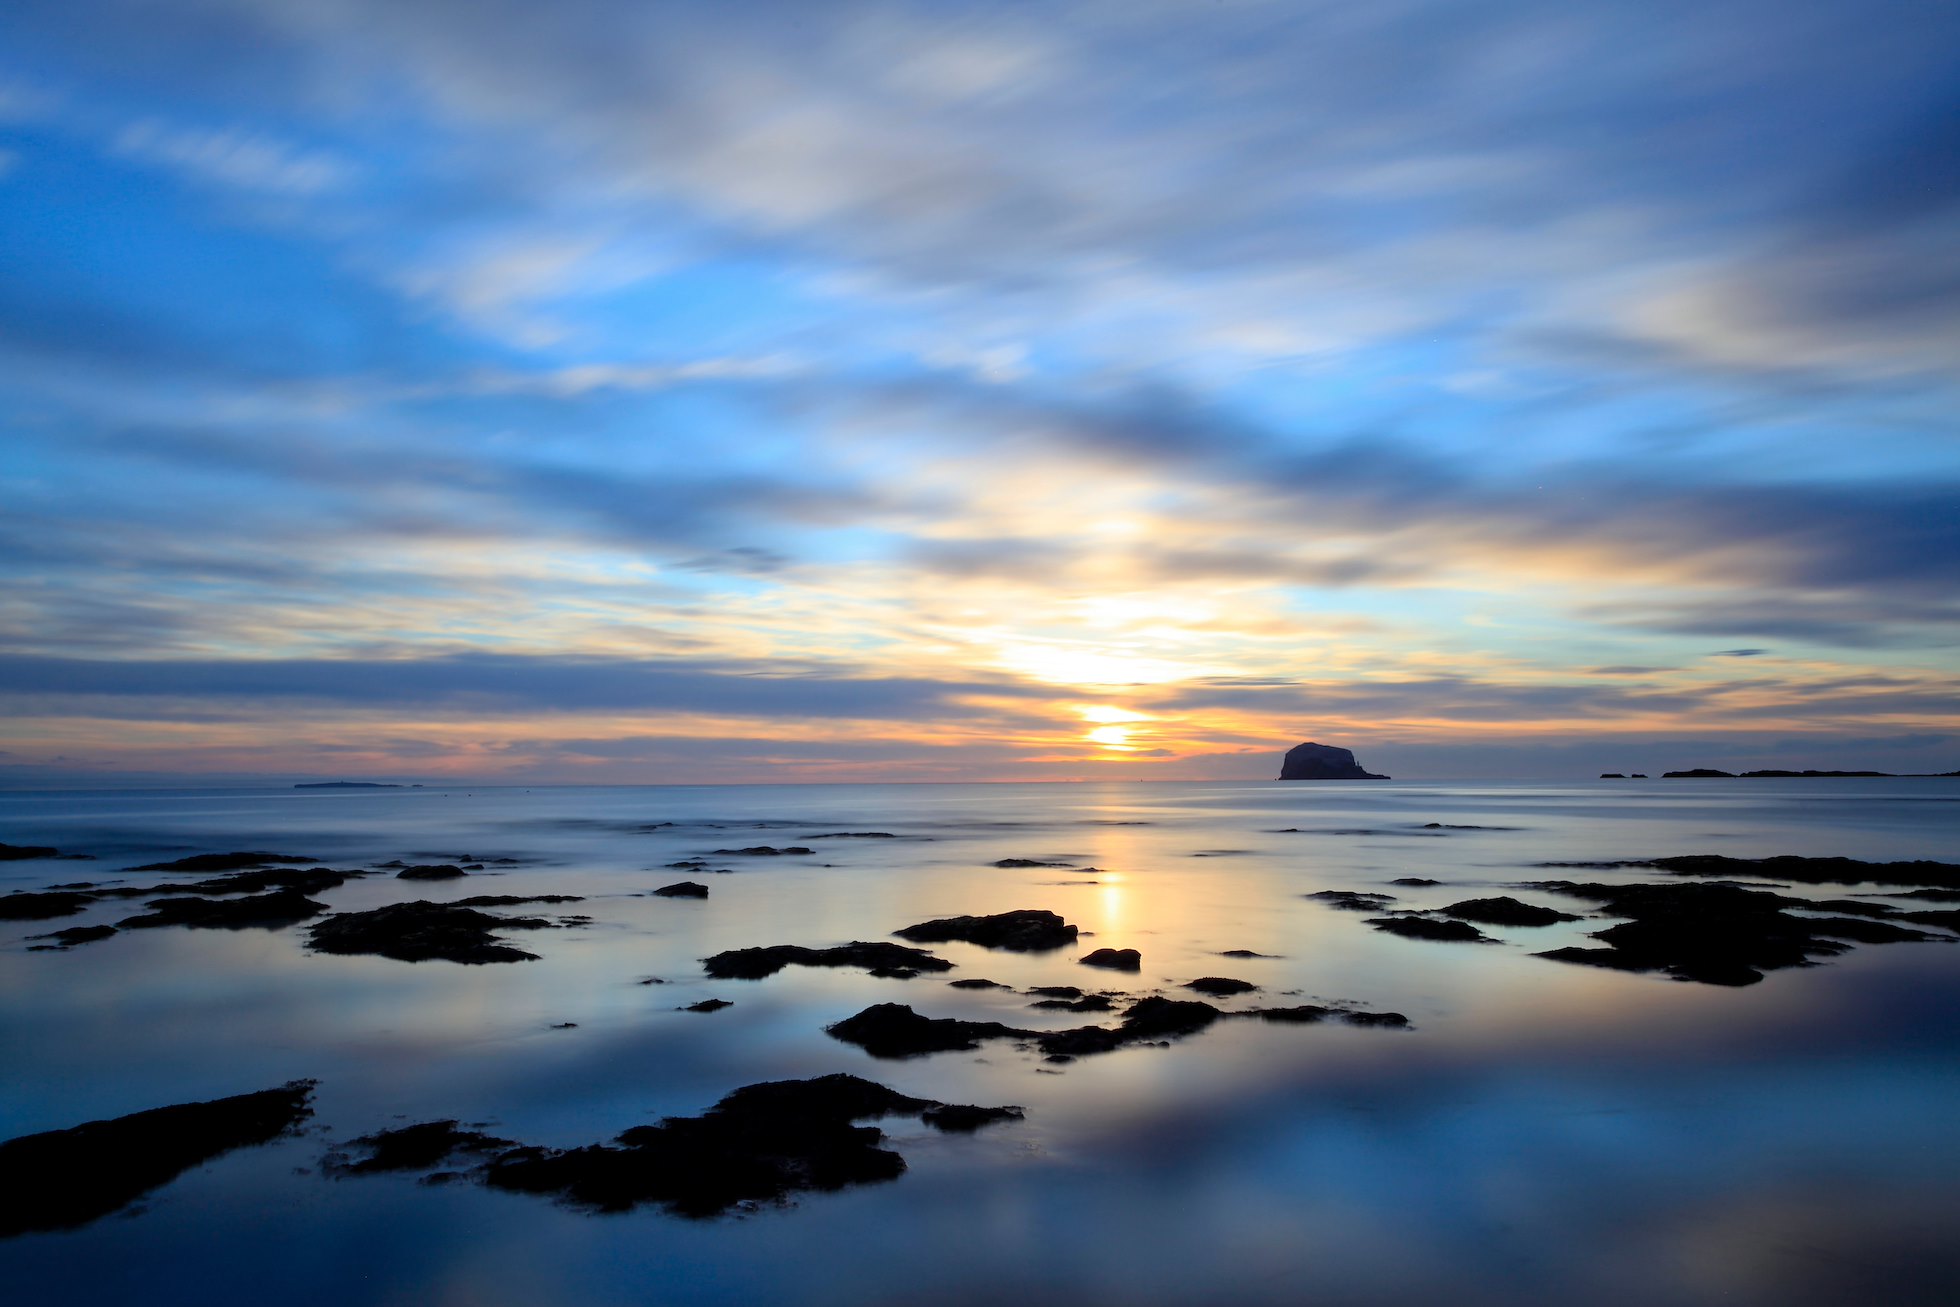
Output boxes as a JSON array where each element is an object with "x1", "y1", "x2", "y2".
[
  {"x1": 119, "y1": 889, "x2": 329, "y2": 931},
  {"x1": 1364, "y1": 915, "x2": 1497, "y2": 943},
  {"x1": 0, "y1": 891, "x2": 94, "y2": 921},
  {"x1": 653, "y1": 882, "x2": 710, "y2": 899},
  {"x1": 1278, "y1": 742, "x2": 1389, "y2": 780},
  {"x1": 1248, "y1": 1004, "x2": 1411, "y2": 1028},
  {"x1": 702, "y1": 941, "x2": 953, "y2": 980},
  {"x1": 474, "y1": 1074, "x2": 1021, "y2": 1218},
  {"x1": 128, "y1": 852, "x2": 319, "y2": 873},
  {"x1": 894, "y1": 909, "x2": 1078, "y2": 952},
  {"x1": 1436, "y1": 896, "x2": 1581, "y2": 927},
  {"x1": 0, "y1": 1081, "x2": 315, "y2": 1237},
  {"x1": 1079, "y1": 947, "x2": 1141, "y2": 971},
  {"x1": 990, "y1": 858, "x2": 1073, "y2": 868},
  {"x1": 326, "y1": 1120, "x2": 515, "y2": 1176},
  {"x1": 395, "y1": 864, "x2": 467, "y2": 881},
  {"x1": 94, "y1": 867, "x2": 359, "y2": 899},
  {"x1": 452, "y1": 894, "x2": 585, "y2": 907},
  {"x1": 1218, "y1": 948, "x2": 1279, "y2": 958},
  {"x1": 26, "y1": 924, "x2": 118, "y2": 950},
  {"x1": 682, "y1": 999, "x2": 734, "y2": 1013},
  {"x1": 307, "y1": 901, "x2": 546, "y2": 964},
  {"x1": 1307, "y1": 890, "x2": 1398, "y2": 912},
  {"x1": 1184, "y1": 977, "x2": 1258, "y2": 996},
  {"x1": 1029, "y1": 995, "x2": 1115, "y2": 1012}
]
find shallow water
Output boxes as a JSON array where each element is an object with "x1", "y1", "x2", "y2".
[{"x1": 3, "y1": 778, "x2": 1958, "y2": 1306}]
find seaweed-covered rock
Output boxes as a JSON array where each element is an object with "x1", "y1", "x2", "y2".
[
  {"x1": 703, "y1": 941, "x2": 952, "y2": 981},
  {"x1": 1436, "y1": 896, "x2": 1581, "y2": 927},
  {"x1": 395, "y1": 864, "x2": 467, "y2": 881},
  {"x1": 894, "y1": 909, "x2": 1078, "y2": 952},
  {"x1": 118, "y1": 889, "x2": 329, "y2": 931},
  {"x1": 477, "y1": 1073, "x2": 1019, "y2": 1218},
  {"x1": 307, "y1": 901, "x2": 545, "y2": 964},
  {"x1": 1364, "y1": 915, "x2": 1497, "y2": 943},
  {"x1": 1184, "y1": 976, "x2": 1257, "y2": 996},
  {"x1": 1307, "y1": 890, "x2": 1398, "y2": 912},
  {"x1": 1079, "y1": 947, "x2": 1141, "y2": 970},
  {"x1": 653, "y1": 882, "x2": 710, "y2": 899},
  {"x1": 0, "y1": 891, "x2": 94, "y2": 921},
  {"x1": 0, "y1": 1081, "x2": 315, "y2": 1237}
]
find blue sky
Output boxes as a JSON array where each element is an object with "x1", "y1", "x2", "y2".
[{"x1": 2, "y1": 0, "x2": 1957, "y2": 783}]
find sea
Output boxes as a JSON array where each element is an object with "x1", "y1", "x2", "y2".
[{"x1": 2, "y1": 778, "x2": 1958, "y2": 1306}]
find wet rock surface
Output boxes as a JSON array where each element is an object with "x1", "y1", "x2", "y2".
[
  {"x1": 703, "y1": 941, "x2": 953, "y2": 980},
  {"x1": 1436, "y1": 896, "x2": 1582, "y2": 927},
  {"x1": 1364, "y1": 915, "x2": 1497, "y2": 943},
  {"x1": 1525, "y1": 880, "x2": 1951, "y2": 985},
  {"x1": 1307, "y1": 890, "x2": 1399, "y2": 912},
  {"x1": 894, "y1": 909, "x2": 1078, "y2": 951},
  {"x1": 0, "y1": 891, "x2": 94, "y2": 920},
  {"x1": 0, "y1": 1081, "x2": 316, "y2": 1238},
  {"x1": 129, "y1": 852, "x2": 320, "y2": 873},
  {"x1": 1079, "y1": 947, "x2": 1141, "y2": 971},
  {"x1": 469, "y1": 1074, "x2": 1021, "y2": 1218},
  {"x1": 119, "y1": 889, "x2": 330, "y2": 930},
  {"x1": 653, "y1": 881, "x2": 710, "y2": 898},
  {"x1": 307, "y1": 901, "x2": 548, "y2": 964}
]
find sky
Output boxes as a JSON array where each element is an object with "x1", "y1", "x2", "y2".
[{"x1": 1, "y1": 0, "x2": 1958, "y2": 785}]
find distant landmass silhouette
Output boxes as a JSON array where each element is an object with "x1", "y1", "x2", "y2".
[
  {"x1": 294, "y1": 781, "x2": 404, "y2": 789},
  {"x1": 1278, "y1": 742, "x2": 1388, "y2": 780},
  {"x1": 1660, "y1": 768, "x2": 1959, "y2": 779}
]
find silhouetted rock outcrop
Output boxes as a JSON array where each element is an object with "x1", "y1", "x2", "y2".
[
  {"x1": 1436, "y1": 896, "x2": 1581, "y2": 927},
  {"x1": 128, "y1": 852, "x2": 319, "y2": 873},
  {"x1": 307, "y1": 901, "x2": 549, "y2": 963},
  {"x1": 702, "y1": 941, "x2": 952, "y2": 980},
  {"x1": 0, "y1": 1081, "x2": 315, "y2": 1237},
  {"x1": 1278, "y1": 742, "x2": 1388, "y2": 780},
  {"x1": 1079, "y1": 947, "x2": 1141, "y2": 970},
  {"x1": 652, "y1": 881, "x2": 710, "y2": 898},
  {"x1": 0, "y1": 842, "x2": 60, "y2": 861},
  {"x1": 118, "y1": 889, "x2": 329, "y2": 931},
  {"x1": 894, "y1": 909, "x2": 1078, "y2": 951},
  {"x1": 0, "y1": 891, "x2": 93, "y2": 920},
  {"x1": 1364, "y1": 915, "x2": 1497, "y2": 943},
  {"x1": 1540, "y1": 854, "x2": 1960, "y2": 892}
]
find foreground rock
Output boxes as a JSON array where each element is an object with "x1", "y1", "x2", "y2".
[
  {"x1": 326, "y1": 1120, "x2": 516, "y2": 1176},
  {"x1": 467, "y1": 1074, "x2": 1021, "y2": 1218},
  {"x1": 396, "y1": 864, "x2": 467, "y2": 881},
  {"x1": 894, "y1": 909, "x2": 1078, "y2": 952},
  {"x1": 0, "y1": 1081, "x2": 315, "y2": 1237},
  {"x1": 27, "y1": 924, "x2": 119, "y2": 950},
  {"x1": 1278, "y1": 742, "x2": 1389, "y2": 780},
  {"x1": 1436, "y1": 896, "x2": 1581, "y2": 927},
  {"x1": 1307, "y1": 890, "x2": 1398, "y2": 912},
  {"x1": 1079, "y1": 947, "x2": 1141, "y2": 971},
  {"x1": 307, "y1": 901, "x2": 550, "y2": 964},
  {"x1": 1525, "y1": 880, "x2": 1948, "y2": 985},
  {"x1": 702, "y1": 941, "x2": 953, "y2": 980},
  {"x1": 119, "y1": 889, "x2": 329, "y2": 931},
  {"x1": 1184, "y1": 977, "x2": 1257, "y2": 996},
  {"x1": 653, "y1": 882, "x2": 710, "y2": 899},
  {"x1": 0, "y1": 891, "x2": 94, "y2": 920}
]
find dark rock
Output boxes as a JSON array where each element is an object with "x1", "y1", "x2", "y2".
[
  {"x1": 327, "y1": 1120, "x2": 515, "y2": 1176},
  {"x1": 451, "y1": 894, "x2": 585, "y2": 907},
  {"x1": 0, "y1": 842, "x2": 60, "y2": 861},
  {"x1": 1184, "y1": 976, "x2": 1258, "y2": 996},
  {"x1": 119, "y1": 889, "x2": 329, "y2": 931},
  {"x1": 307, "y1": 901, "x2": 543, "y2": 964},
  {"x1": 110, "y1": 867, "x2": 357, "y2": 898},
  {"x1": 0, "y1": 891, "x2": 94, "y2": 921},
  {"x1": 708, "y1": 846, "x2": 814, "y2": 856},
  {"x1": 1218, "y1": 949, "x2": 1278, "y2": 958},
  {"x1": 1417, "y1": 823, "x2": 1517, "y2": 831},
  {"x1": 1389, "y1": 878, "x2": 1442, "y2": 887},
  {"x1": 1079, "y1": 947, "x2": 1141, "y2": 971},
  {"x1": 477, "y1": 1074, "x2": 1018, "y2": 1218},
  {"x1": 295, "y1": 781, "x2": 402, "y2": 788},
  {"x1": 653, "y1": 882, "x2": 710, "y2": 899},
  {"x1": 947, "y1": 978, "x2": 1010, "y2": 990},
  {"x1": 26, "y1": 924, "x2": 118, "y2": 950},
  {"x1": 800, "y1": 832, "x2": 899, "y2": 839},
  {"x1": 918, "y1": 1104, "x2": 1023, "y2": 1133},
  {"x1": 395, "y1": 864, "x2": 467, "y2": 881},
  {"x1": 1306, "y1": 890, "x2": 1398, "y2": 912},
  {"x1": 1902, "y1": 909, "x2": 1960, "y2": 932},
  {"x1": 1545, "y1": 854, "x2": 1960, "y2": 892},
  {"x1": 894, "y1": 909, "x2": 1078, "y2": 952},
  {"x1": 1027, "y1": 985, "x2": 1083, "y2": 998},
  {"x1": 990, "y1": 858, "x2": 1072, "y2": 868},
  {"x1": 825, "y1": 1003, "x2": 1028, "y2": 1057},
  {"x1": 1118, "y1": 996, "x2": 1221, "y2": 1038},
  {"x1": 702, "y1": 941, "x2": 952, "y2": 981},
  {"x1": 1662, "y1": 769, "x2": 1736, "y2": 778},
  {"x1": 128, "y1": 852, "x2": 319, "y2": 873},
  {"x1": 1600, "y1": 773, "x2": 1626, "y2": 778},
  {"x1": 1527, "y1": 880, "x2": 1949, "y2": 985},
  {"x1": 1436, "y1": 896, "x2": 1581, "y2": 927},
  {"x1": 1243, "y1": 1005, "x2": 1410, "y2": 1028},
  {"x1": 1029, "y1": 995, "x2": 1115, "y2": 1012},
  {"x1": 0, "y1": 1081, "x2": 315, "y2": 1237},
  {"x1": 1278, "y1": 742, "x2": 1389, "y2": 780},
  {"x1": 1364, "y1": 915, "x2": 1497, "y2": 943},
  {"x1": 682, "y1": 999, "x2": 734, "y2": 1013}
]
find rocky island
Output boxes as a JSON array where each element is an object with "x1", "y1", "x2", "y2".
[{"x1": 1277, "y1": 742, "x2": 1388, "y2": 780}]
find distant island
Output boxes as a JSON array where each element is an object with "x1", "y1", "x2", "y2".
[
  {"x1": 1651, "y1": 769, "x2": 1960, "y2": 779},
  {"x1": 294, "y1": 781, "x2": 408, "y2": 789},
  {"x1": 1278, "y1": 742, "x2": 1388, "y2": 780}
]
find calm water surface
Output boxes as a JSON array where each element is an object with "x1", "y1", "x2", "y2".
[{"x1": 3, "y1": 779, "x2": 1958, "y2": 1306}]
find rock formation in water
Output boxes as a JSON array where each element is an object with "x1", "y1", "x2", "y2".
[{"x1": 1277, "y1": 742, "x2": 1388, "y2": 780}]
